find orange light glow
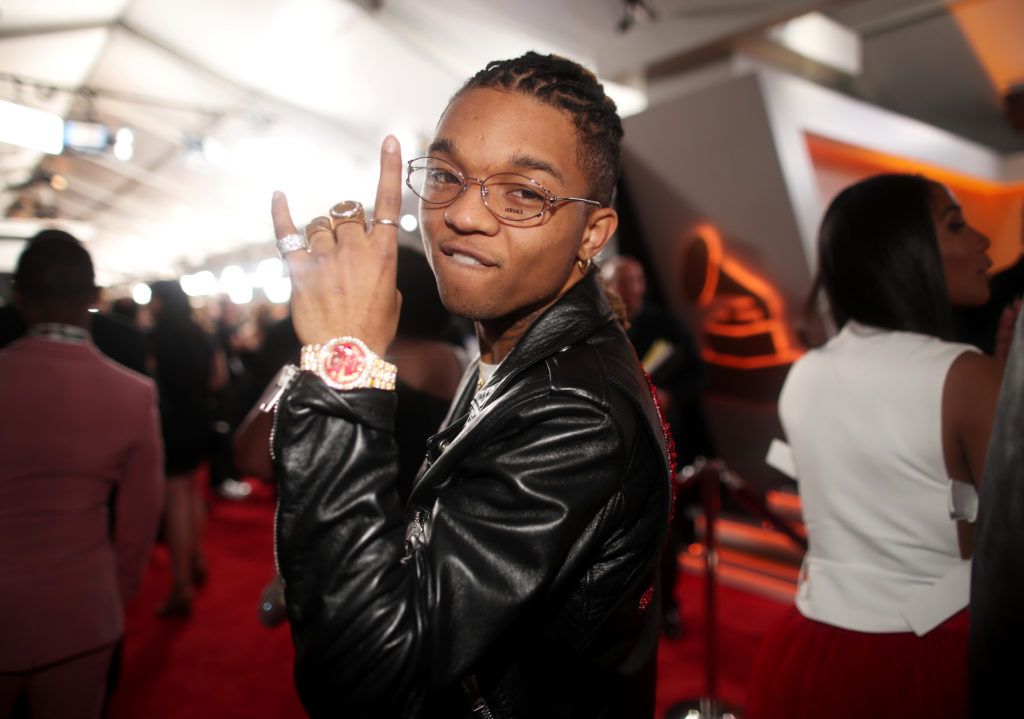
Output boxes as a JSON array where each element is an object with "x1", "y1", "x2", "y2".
[
  {"x1": 950, "y1": 0, "x2": 1024, "y2": 94},
  {"x1": 701, "y1": 349, "x2": 804, "y2": 370},
  {"x1": 693, "y1": 223, "x2": 724, "y2": 307},
  {"x1": 807, "y1": 133, "x2": 1024, "y2": 271},
  {"x1": 807, "y1": 134, "x2": 1024, "y2": 197}
]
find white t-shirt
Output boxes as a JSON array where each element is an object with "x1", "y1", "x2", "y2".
[{"x1": 779, "y1": 321, "x2": 979, "y2": 635}]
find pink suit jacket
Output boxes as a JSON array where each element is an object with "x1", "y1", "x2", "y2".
[{"x1": 0, "y1": 335, "x2": 164, "y2": 670}]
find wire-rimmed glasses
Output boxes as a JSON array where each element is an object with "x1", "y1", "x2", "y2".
[{"x1": 406, "y1": 156, "x2": 602, "y2": 226}]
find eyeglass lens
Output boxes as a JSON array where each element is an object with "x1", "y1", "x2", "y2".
[{"x1": 407, "y1": 157, "x2": 549, "y2": 222}]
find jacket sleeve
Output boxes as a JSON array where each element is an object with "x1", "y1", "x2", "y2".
[
  {"x1": 274, "y1": 372, "x2": 643, "y2": 718},
  {"x1": 115, "y1": 381, "x2": 165, "y2": 601}
]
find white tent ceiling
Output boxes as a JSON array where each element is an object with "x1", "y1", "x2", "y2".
[{"x1": 1, "y1": 0, "x2": 1022, "y2": 287}]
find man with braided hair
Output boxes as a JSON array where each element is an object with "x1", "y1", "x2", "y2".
[{"x1": 268, "y1": 52, "x2": 672, "y2": 718}]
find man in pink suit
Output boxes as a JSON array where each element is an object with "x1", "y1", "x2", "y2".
[{"x1": 0, "y1": 231, "x2": 164, "y2": 719}]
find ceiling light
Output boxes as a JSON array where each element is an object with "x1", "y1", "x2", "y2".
[
  {"x1": 0, "y1": 99, "x2": 63, "y2": 154},
  {"x1": 132, "y1": 283, "x2": 152, "y2": 305},
  {"x1": 63, "y1": 120, "x2": 111, "y2": 155},
  {"x1": 114, "y1": 127, "x2": 134, "y2": 161},
  {"x1": 769, "y1": 12, "x2": 862, "y2": 75},
  {"x1": 184, "y1": 133, "x2": 227, "y2": 170}
]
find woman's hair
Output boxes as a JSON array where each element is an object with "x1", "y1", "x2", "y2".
[
  {"x1": 454, "y1": 52, "x2": 623, "y2": 207},
  {"x1": 149, "y1": 279, "x2": 195, "y2": 326},
  {"x1": 813, "y1": 173, "x2": 953, "y2": 340}
]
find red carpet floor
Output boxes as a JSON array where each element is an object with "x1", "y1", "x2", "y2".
[{"x1": 108, "y1": 482, "x2": 789, "y2": 718}]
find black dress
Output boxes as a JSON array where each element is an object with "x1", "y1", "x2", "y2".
[{"x1": 150, "y1": 320, "x2": 214, "y2": 475}]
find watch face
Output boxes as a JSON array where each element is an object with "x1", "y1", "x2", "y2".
[{"x1": 320, "y1": 339, "x2": 370, "y2": 390}]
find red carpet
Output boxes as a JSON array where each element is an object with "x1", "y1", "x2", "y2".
[
  {"x1": 107, "y1": 481, "x2": 789, "y2": 718},
  {"x1": 655, "y1": 574, "x2": 791, "y2": 715},
  {"x1": 107, "y1": 481, "x2": 305, "y2": 719}
]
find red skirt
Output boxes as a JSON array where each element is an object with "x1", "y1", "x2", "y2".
[{"x1": 745, "y1": 606, "x2": 968, "y2": 719}]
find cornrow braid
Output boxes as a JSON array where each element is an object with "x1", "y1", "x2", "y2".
[{"x1": 455, "y1": 52, "x2": 623, "y2": 207}]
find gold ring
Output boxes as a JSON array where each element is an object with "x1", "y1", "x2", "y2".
[
  {"x1": 329, "y1": 201, "x2": 365, "y2": 223},
  {"x1": 305, "y1": 217, "x2": 333, "y2": 237},
  {"x1": 369, "y1": 217, "x2": 399, "y2": 228}
]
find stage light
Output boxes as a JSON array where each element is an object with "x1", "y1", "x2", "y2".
[
  {"x1": 255, "y1": 257, "x2": 284, "y2": 286},
  {"x1": 64, "y1": 120, "x2": 111, "y2": 155},
  {"x1": 132, "y1": 283, "x2": 152, "y2": 305},
  {"x1": 181, "y1": 270, "x2": 218, "y2": 297},
  {"x1": 400, "y1": 214, "x2": 418, "y2": 232},
  {"x1": 219, "y1": 264, "x2": 246, "y2": 293},
  {"x1": 263, "y1": 277, "x2": 291, "y2": 304},
  {"x1": 228, "y1": 282, "x2": 254, "y2": 305},
  {"x1": 184, "y1": 133, "x2": 227, "y2": 170},
  {"x1": 113, "y1": 127, "x2": 134, "y2": 161}
]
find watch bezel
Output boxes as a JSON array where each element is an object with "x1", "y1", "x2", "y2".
[{"x1": 317, "y1": 337, "x2": 373, "y2": 390}]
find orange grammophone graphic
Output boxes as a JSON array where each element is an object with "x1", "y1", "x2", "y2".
[{"x1": 679, "y1": 223, "x2": 803, "y2": 370}]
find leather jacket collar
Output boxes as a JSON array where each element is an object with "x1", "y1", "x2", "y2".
[{"x1": 448, "y1": 270, "x2": 614, "y2": 423}]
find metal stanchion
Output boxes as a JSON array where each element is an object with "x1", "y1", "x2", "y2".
[
  {"x1": 663, "y1": 458, "x2": 742, "y2": 719},
  {"x1": 665, "y1": 457, "x2": 805, "y2": 718},
  {"x1": 701, "y1": 458, "x2": 720, "y2": 718}
]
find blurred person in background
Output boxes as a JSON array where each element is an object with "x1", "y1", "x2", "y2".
[
  {"x1": 148, "y1": 280, "x2": 226, "y2": 618},
  {"x1": 954, "y1": 201, "x2": 1023, "y2": 355},
  {"x1": 747, "y1": 174, "x2": 1011, "y2": 718},
  {"x1": 0, "y1": 277, "x2": 147, "y2": 376},
  {"x1": 0, "y1": 230, "x2": 163, "y2": 719},
  {"x1": 602, "y1": 254, "x2": 713, "y2": 638}
]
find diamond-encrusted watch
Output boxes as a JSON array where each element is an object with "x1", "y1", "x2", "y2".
[{"x1": 300, "y1": 336, "x2": 397, "y2": 391}]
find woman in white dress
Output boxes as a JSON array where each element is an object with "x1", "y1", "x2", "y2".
[{"x1": 746, "y1": 173, "x2": 1008, "y2": 718}]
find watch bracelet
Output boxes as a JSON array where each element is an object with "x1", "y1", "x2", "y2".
[{"x1": 299, "y1": 339, "x2": 397, "y2": 391}]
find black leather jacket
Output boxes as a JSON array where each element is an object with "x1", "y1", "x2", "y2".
[{"x1": 274, "y1": 271, "x2": 672, "y2": 718}]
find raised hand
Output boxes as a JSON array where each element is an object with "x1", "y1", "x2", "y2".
[{"x1": 272, "y1": 136, "x2": 404, "y2": 356}]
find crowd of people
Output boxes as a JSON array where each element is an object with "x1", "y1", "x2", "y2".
[{"x1": 0, "y1": 49, "x2": 1020, "y2": 719}]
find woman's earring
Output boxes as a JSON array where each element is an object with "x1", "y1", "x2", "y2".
[{"x1": 576, "y1": 257, "x2": 592, "y2": 272}]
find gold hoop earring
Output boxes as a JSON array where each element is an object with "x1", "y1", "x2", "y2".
[{"x1": 576, "y1": 257, "x2": 592, "y2": 272}]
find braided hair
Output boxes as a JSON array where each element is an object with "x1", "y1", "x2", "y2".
[{"x1": 455, "y1": 52, "x2": 623, "y2": 206}]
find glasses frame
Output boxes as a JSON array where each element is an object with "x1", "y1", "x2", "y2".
[{"x1": 405, "y1": 156, "x2": 602, "y2": 225}]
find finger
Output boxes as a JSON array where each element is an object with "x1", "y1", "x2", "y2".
[
  {"x1": 306, "y1": 216, "x2": 336, "y2": 255},
  {"x1": 272, "y1": 192, "x2": 311, "y2": 267},
  {"x1": 371, "y1": 135, "x2": 403, "y2": 232},
  {"x1": 271, "y1": 191, "x2": 298, "y2": 239}
]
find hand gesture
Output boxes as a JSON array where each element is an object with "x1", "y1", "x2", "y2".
[{"x1": 271, "y1": 136, "x2": 404, "y2": 356}]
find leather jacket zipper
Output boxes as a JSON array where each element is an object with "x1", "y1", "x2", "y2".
[
  {"x1": 261, "y1": 363, "x2": 298, "y2": 578},
  {"x1": 462, "y1": 676, "x2": 495, "y2": 719},
  {"x1": 271, "y1": 400, "x2": 283, "y2": 577}
]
